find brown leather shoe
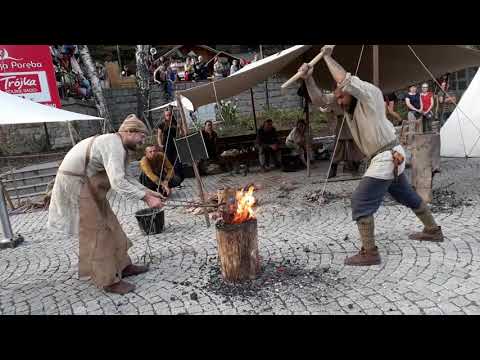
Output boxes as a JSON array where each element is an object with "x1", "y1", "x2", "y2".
[
  {"x1": 104, "y1": 280, "x2": 136, "y2": 295},
  {"x1": 409, "y1": 226, "x2": 444, "y2": 242},
  {"x1": 122, "y1": 264, "x2": 149, "y2": 278},
  {"x1": 344, "y1": 247, "x2": 381, "y2": 266}
]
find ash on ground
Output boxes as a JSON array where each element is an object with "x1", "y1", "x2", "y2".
[
  {"x1": 430, "y1": 188, "x2": 474, "y2": 213},
  {"x1": 200, "y1": 256, "x2": 345, "y2": 302},
  {"x1": 304, "y1": 190, "x2": 349, "y2": 204}
]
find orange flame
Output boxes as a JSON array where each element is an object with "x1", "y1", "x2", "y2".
[{"x1": 232, "y1": 186, "x2": 256, "y2": 224}]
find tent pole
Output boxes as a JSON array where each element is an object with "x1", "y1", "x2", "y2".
[
  {"x1": 250, "y1": 88, "x2": 258, "y2": 134},
  {"x1": 67, "y1": 121, "x2": 76, "y2": 146},
  {"x1": 176, "y1": 94, "x2": 210, "y2": 228},
  {"x1": 43, "y1": 122, "x2": 52, "y2": 150},
  {"x1": 304, "y1": 88, "x2": 311, "y2": 177},
  {"x1": 373, "y1": 45, "x2": 379, "y2": 87},
  {"x1": 259, "y1": 45, "x2": 270, "y2": 110},
  {"x1": 0, "y1": 180, "x2": 24, "y2": 249}
]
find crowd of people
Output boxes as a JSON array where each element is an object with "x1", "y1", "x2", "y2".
[
  {"x1": 153, "y1": 54, "x2": 251, "y2": 100},
  {"x1": 50, "y1": 45, "x2": 96, "y2": 100},
  {"x1": 383, "y1": 74, "x2": 455, "y2": 132}
]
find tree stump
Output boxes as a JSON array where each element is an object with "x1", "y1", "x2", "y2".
[
  {"x1": 215, "y1": 219, "x2": 260, "y2": 283},
  {"x1": 411, "y1": 133, "x2": 441, "y2": 203}
]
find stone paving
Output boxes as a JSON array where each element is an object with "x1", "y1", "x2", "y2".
[{"x1": 2, "y1": 158, "x2": 480, "y2": 315}]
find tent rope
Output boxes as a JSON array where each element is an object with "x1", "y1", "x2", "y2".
[{"x1": 212, "y1": 80, "x2": 227, "y2": 124}]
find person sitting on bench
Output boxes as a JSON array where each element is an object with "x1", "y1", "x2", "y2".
[
  {"x1": 285, "y1": 119, "x2": 308, "y2": 167},
  {"x1": 256, "y1": 119, "x2": 282, "y2": 172},
  {"x1": 139, "y1": 145, "x2": 183, "y2": 197}
]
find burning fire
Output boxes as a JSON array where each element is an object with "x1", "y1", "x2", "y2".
[{"x1": 232, "y1": 186, "x2": 256, "y2": 224}]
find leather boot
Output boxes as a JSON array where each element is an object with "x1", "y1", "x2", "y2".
[
  {"x1": 410, "y1": 202, "x2": 444, "y2": 242},
  {"x1": 344, "y1": 246, "x2": 381, "y2": 266},
  {"x1": 328, "y1": 163, "x2": 338, "y2": 179},
  {"x1": 104, "y1": 280, "x2": 136, "y2": 295},
  {"x1": 409, "y1": 226, "x2": 444, "y2": 242},
  {"x1": 122, "y1": 264, "x2": 149, "y2": 278},
  {"x1": 345, "y1": 216, "x2": 381, "y2": 266}
]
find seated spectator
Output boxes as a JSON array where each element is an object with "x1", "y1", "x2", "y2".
[
  {"x1": 153, "y1": 64, "x2": 167, "y2": 84},
  {"x1": 256, "y1": 119, "x2": 282, "y2": 172},
  {"x1": 199, "y1": 120, "x2": 220, "y2": 175},
  {"x1": 193, "y1": 56, "x2": 208, "y2": 81},
  {"x1": 405, "y1": 84, "x2": 423, "y2": 133},
  {"x1": 201, "y1": 120, "x2": 218, "y2": 159},
  {"x1": 184, "y1": 57, "x2": 193, "y2": 81},
  {"x1": 285, "y1": 119, "x2": 308, "y2": 167},
  {"x1": 420, "y1": 83, "x2": 434, "y2": 133},
  {"x1": 139, "y1": 145, "x2": 183, "y2": 197},
  {"x1": 383, "y1": 92, "x2": 402, "y2": 126},
  {"x1": 213, "y1": 56, "x2": 225, "y2": 80},
  {"x1": 230, "y1": 59, "x2": 239, "y2": 76}
]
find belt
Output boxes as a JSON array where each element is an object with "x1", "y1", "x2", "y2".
[
  {"x1": 58, "y1": 170, "x2": 85, "y2": 178},
  {"x1": 367, "y1": 140, "x2": 400, "y2": 162},
  {"x1": 367, "y1": 140, "x2": 403, "y2": 182}
]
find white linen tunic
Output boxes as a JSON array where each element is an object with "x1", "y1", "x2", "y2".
[
  {"x1": 315, "y1": 73, "x2": 405, "y2": 180},
  {"x1": 47, "y1": 133, "x2": 148, "y2": 236}
]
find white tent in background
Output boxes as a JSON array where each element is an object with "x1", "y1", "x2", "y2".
[
  {"x1": 0, "y1": 90, "x2": 102, "y2": 125},
  {"x1": 440, "y1": 68, "x2": 480, "y2": 158}
]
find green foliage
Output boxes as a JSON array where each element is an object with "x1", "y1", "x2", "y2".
[
  {"x1": 216, "y1": 100, "x2": 239, "y2": 126},
  {"x1": 215, "y1": 106, "x2": 330, "y2": 137}
]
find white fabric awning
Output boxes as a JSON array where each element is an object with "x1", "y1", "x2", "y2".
[
  {"x1": 178, "y1": 45, "x2": 480, "y2": 110},
  {"x1": 178, "y1": 45, "x2": 309, "y2": 110},
  {"x1": 0, "y1": 91, "x2": 103, "y2": 125},
  {"x1": 148, "y1": 95, "x2": 194, "y2": 112}
]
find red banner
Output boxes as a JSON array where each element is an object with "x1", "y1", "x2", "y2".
[{"x1": 0, "y1": 45, "x2": 62, "y2": 108}]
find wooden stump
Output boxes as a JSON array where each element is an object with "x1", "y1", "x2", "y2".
[
  {"x1": 215, "y1": 219, "x2": 260, "y2": 283},
  {"x1": 411, "y1": 133, "x2": 440, "y2": 203}
]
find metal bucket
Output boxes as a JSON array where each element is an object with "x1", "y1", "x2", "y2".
[{"x1": 135, "y1": 208, "x2": 165, "y2": 235}]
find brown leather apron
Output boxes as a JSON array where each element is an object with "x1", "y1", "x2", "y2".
[{"x1": 59, "y1": 135, "x2": 132, "y2": 288}]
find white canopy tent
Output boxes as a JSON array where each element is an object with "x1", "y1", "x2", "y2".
[
  {"x1": 0, "y1": 90, "x2": 103, "y2": 125},
  {"x1": 440, "y1": 68, "x2": 480, "y2": 158},
  {"x1": 0, "y1": 90, "x2": 103, "y2": 248}
]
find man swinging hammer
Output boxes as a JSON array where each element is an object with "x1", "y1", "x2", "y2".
[{"x1": 298, "y1": 45, "x2": 444, "y2": 266}]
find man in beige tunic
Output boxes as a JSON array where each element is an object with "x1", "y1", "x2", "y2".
[
  {"x1": 48, "y1": 115, "x2": 164, "y2": 294},
  {"x1": 299, "y1": 45, "x2": 444, "y2": 266}
]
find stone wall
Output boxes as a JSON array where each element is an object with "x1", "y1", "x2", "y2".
[
  {"x1": 0, "y1": 98, "x2": 102, "y2": 155},
  {"x1": 0, "y1": 85, "x2": 168, "y2": 155},
  {"x1": 103, "y1": 85, "x2": 166, "y2": 129},
  {"x1": 174, "y1": 76, "x2": 302, "y2": 117},
  {"x1": 0, "y1": 76, "x2": 301, "y2": 155}
]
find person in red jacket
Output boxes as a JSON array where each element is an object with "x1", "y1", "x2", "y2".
[{"x1": 420, "y1": 83, "x2": 435, "y2": 133}]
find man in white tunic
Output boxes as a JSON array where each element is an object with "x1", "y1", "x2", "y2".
[
  {"x1": 298, "y1": 45, "x2": 444, "y2": 266},
  {"x1": 48, "y1": 115, "x2": 164, "y2": 294}
]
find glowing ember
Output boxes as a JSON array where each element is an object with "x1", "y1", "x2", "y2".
[{"x1": 232, "y1": 186, "x2": 256, "y2": 224}]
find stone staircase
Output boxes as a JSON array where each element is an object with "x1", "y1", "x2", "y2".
[{"x1": 0, "y1": 161, "x2": 60, "y2": 203}]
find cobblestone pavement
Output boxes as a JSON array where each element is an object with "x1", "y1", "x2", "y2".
[{"x1": 2, "y1": 158, "x2": 480, "y2": 315}]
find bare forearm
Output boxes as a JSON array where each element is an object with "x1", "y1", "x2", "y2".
[
  {"x1": 323, "y1": 55, "x2": 347, "y2": 84},
  {"x1": 304, "y1": 76, "x2": 328, "y2": 107}
]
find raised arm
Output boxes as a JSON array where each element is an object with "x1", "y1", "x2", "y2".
[{"x1": 298, "y1": 64, "x2": 336, "y2": 108}]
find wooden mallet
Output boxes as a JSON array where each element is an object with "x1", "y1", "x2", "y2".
[{"x1": 281, "y1": 45, "x2": 336, "y2": 93}]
